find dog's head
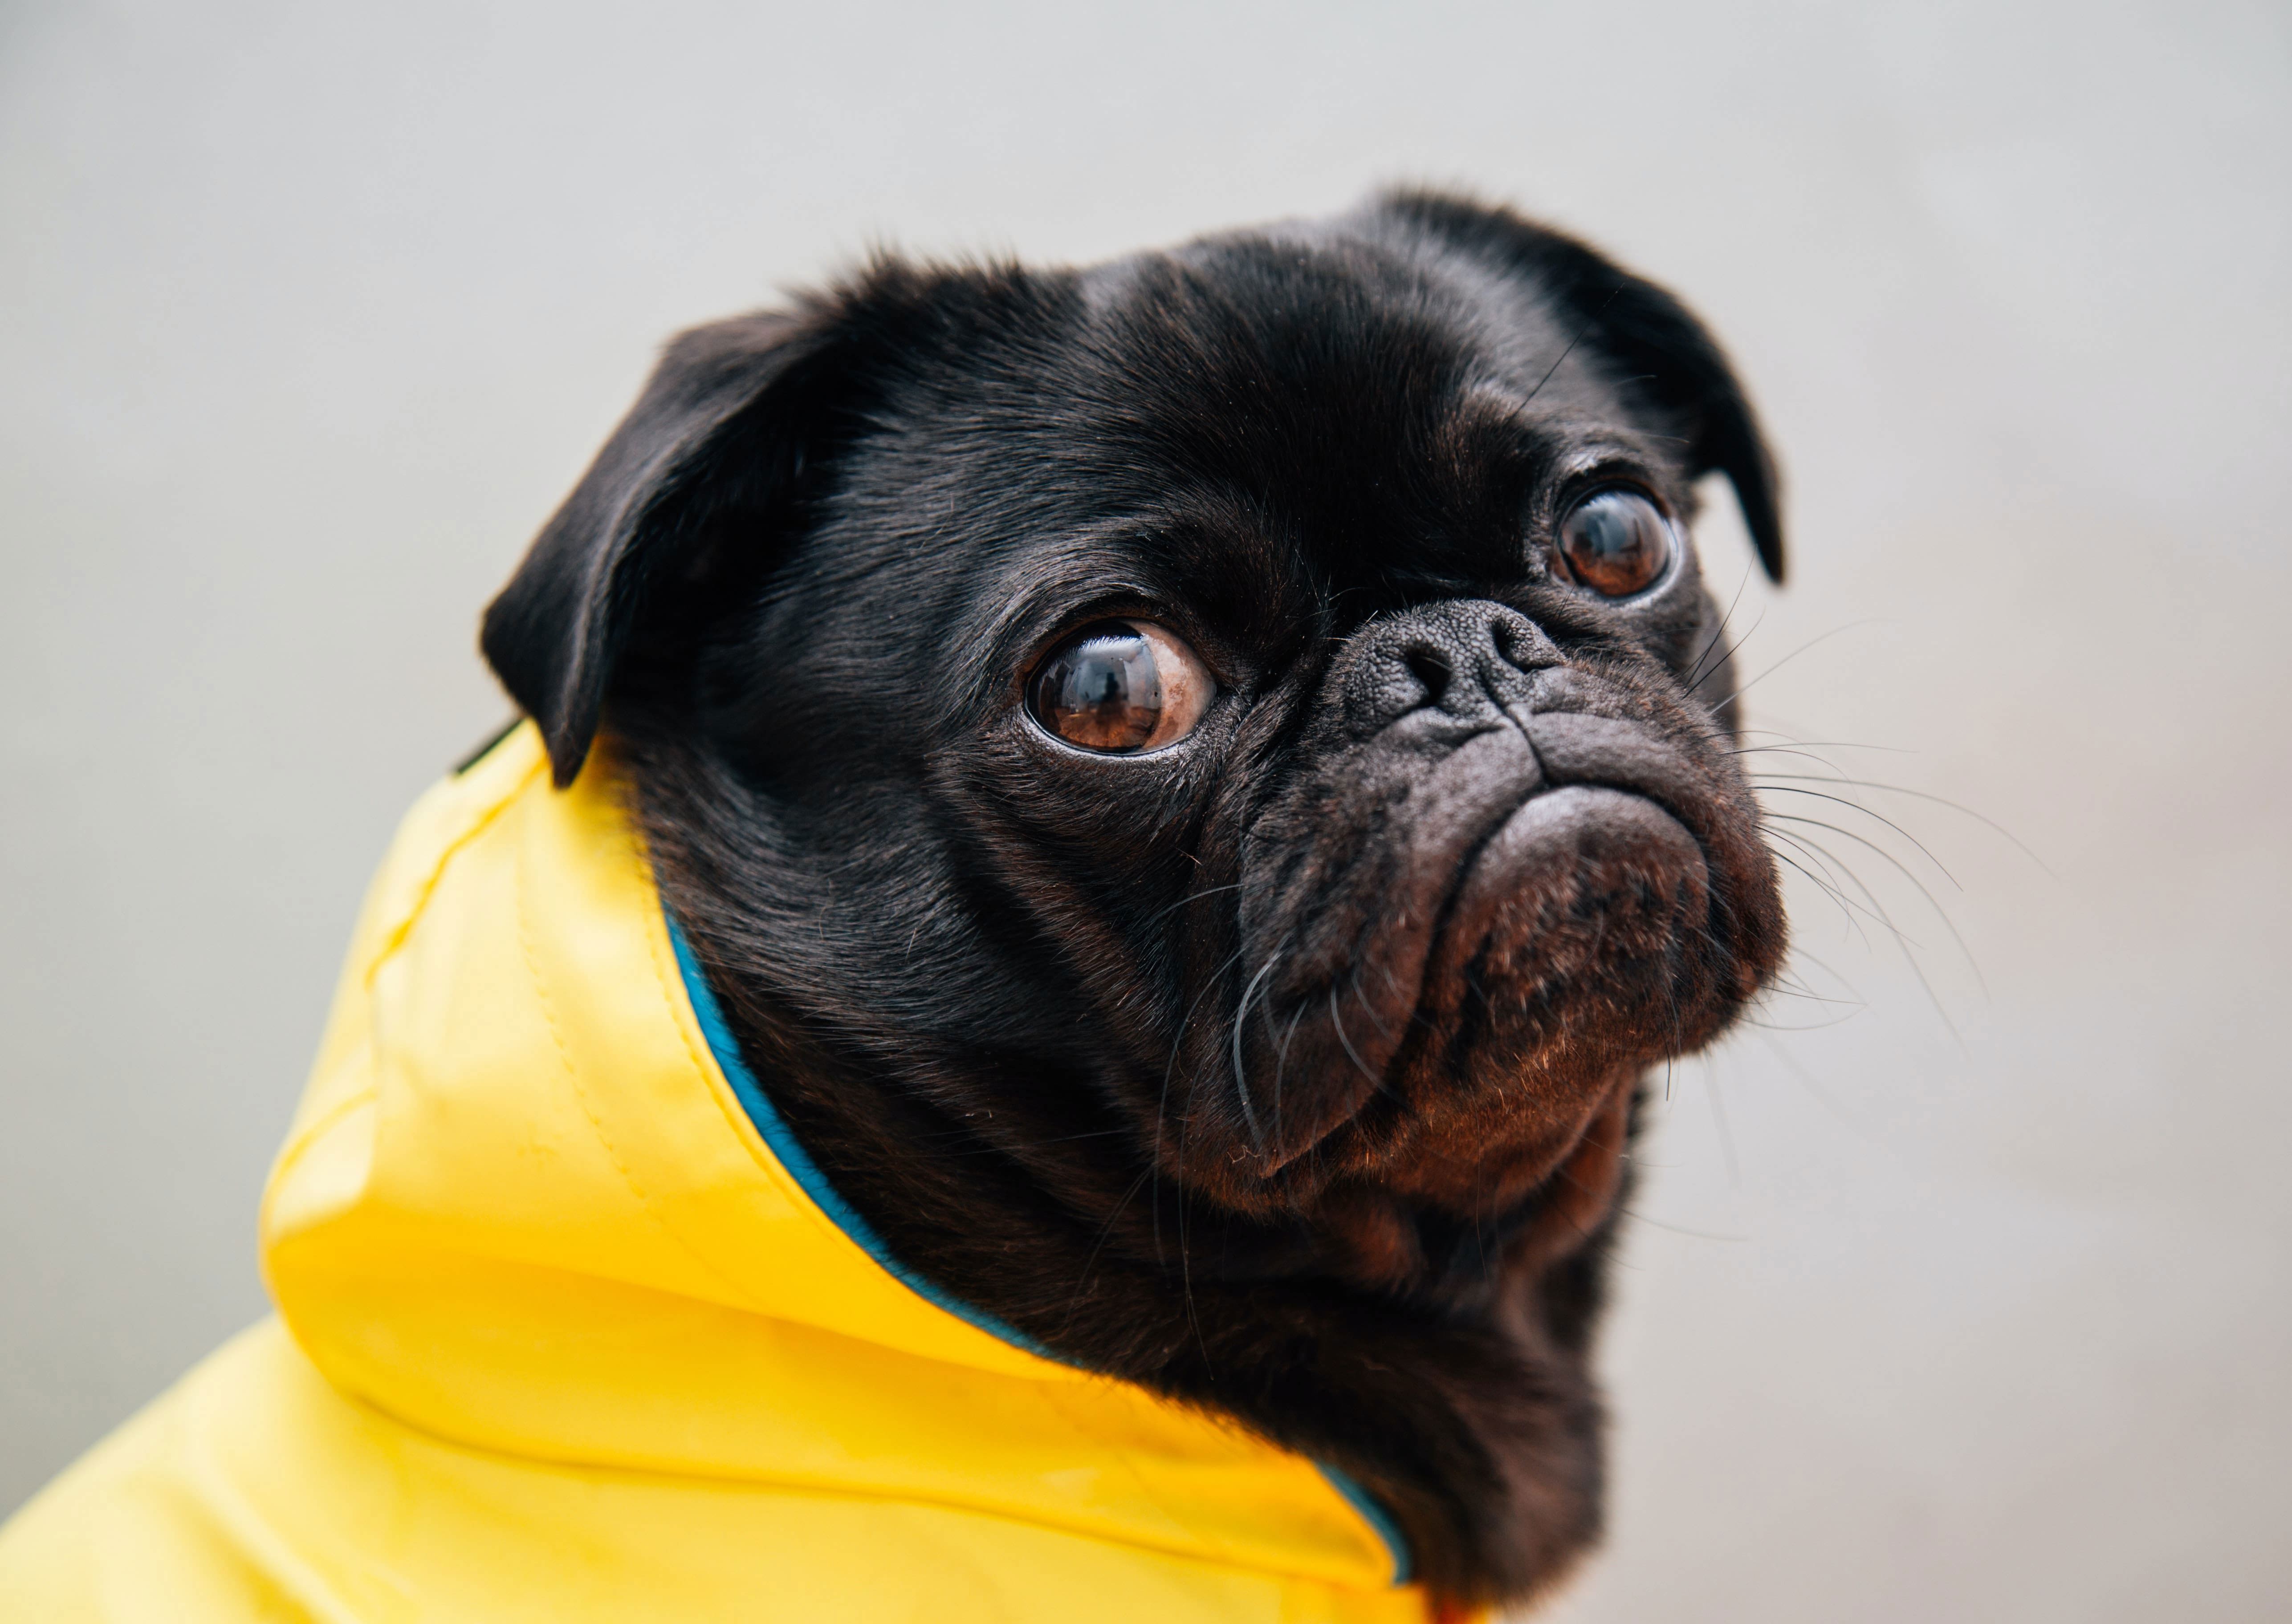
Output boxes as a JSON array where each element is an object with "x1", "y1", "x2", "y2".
[{"x1": 483, "y1": 190, "x2": 1786, "y2": 1310}]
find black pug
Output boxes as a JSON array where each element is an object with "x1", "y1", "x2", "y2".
[{"x1": 482, "y1": 188, "x2": 1787, "y2": 1613}]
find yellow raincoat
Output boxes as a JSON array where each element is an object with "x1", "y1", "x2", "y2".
[{"x1": 0, "y1": 724, "x2": 1443, "y2": 1622}]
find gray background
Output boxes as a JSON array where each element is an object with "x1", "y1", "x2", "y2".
[{"x1": 4, "y1": 3, "x2": 2287, "y2": 1618}]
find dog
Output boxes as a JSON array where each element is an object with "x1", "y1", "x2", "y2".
[
  {"x1": 486, "y1": 186, "x2": 1787, "y2": 1607},
  {"x1": 0, "y1": 189, "x2": 1785, "y2": 1621}
]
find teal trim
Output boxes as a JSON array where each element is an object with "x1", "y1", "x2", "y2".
[
  {"x1": 665, "y1": 907, "x2": 1414, "y2": 1588},
  {"x1": 666, "y1": 914, "x2": 1056, "y2": 1360},
  {"x1": 1315, "y1": 1465, "x2": 1414, "y2": 1587},
  {"x1": 452, "y1": 716, "x2": 523, "y2": 776}
]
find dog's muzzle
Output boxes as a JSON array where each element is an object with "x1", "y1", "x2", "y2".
[{"x1": 1187, "y1": 600, "x2": 1770, "y2": 1212}]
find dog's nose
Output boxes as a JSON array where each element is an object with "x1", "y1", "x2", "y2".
[{"x1": 1339, "y1": 600, "x2": 1561, "y2": 740}]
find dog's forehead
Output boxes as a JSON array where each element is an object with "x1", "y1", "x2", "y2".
[
  {"x1": 1082, "y1": 220, "x2": 1567, "y2": 387},
  {"x1": 875, "y1": 229, "x2": 1646, "y2": 565},
  {"x1": 807, "y1": 228, "x2": 1686, "y2": 687},
  {"x1": 1061, "y1": 227, "x2": 1611, "y2": 463}
]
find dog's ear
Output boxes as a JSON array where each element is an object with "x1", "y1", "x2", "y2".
[
  {"x1": 482, "y1": 307, "x2": 844, "y2": 786},
  {"x1": 1376, "y1": 189, "x2": 1786, "y2": 583}
]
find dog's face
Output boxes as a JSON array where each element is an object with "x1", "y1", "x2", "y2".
[{"x1": 485, "y1": 196, "x2": 1787, "y2": 1315}]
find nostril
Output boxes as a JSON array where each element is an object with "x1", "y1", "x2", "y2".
[
  {"x1": 1345, "y1": 606, "x2": 1554, "y2": 737},
  {"x1": 1489, "y1": 616, "x2": 1537, "y2": 672},
  {"x1": 1488, "y1": 611, "x2": 1556, "y2": 673},
  {"x1": 1402, "y1": 646, "x2": 1452, "y2": 705}
]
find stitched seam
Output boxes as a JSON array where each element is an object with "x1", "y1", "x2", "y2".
[
  {"x1": 258, "y1": 1086, "x2": 379, "y2": 1230},
  {"x1": 261, "y1": 754, "x2": 546, "y2": 1236},
  {"x1": 362, "y1": 747, "x2": 547, "y2": 994},
  {"x1": 514, "y1": 793, "x2": 769, "y2": 1316}
]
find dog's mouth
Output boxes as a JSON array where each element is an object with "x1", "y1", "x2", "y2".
[{"x1": 1179, "y1": 703, "x2": 1779, "y2": 1239}]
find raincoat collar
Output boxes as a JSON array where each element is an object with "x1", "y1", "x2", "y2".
[{"x1": 258, "y1": 722, "x2": 1411, "y2": 1591}]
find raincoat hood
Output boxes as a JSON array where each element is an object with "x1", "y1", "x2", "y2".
[{"x1": 0, "y1": 724, "x2": 1439, "y2": 1622}]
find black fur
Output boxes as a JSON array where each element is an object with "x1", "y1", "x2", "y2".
[{"x1": 482, "y1": 190, "x2": 1788, "y2": 1610}]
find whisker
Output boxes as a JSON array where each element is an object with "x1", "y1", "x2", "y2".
[
  {"x1": 1687, "y1": 601, "x2": 1769, "y2": 701},
  {"x1": 1770, "y1": 822, "x2": 1931, "y2": 952},
  {"x1": 1771, "y1": 823, "x2": 1968, "y2": 1043},
  {"x1": 1749, "y1": 991, "x2": 1869, "y2": 1029},
  {"x1": 1767, "y1": 812, "x2": 1987, "y2": 996},
  {"x1": 1230, "y1": 951, "x2": 1284, "y2": 1145},
  {"x1": 1684, "y1": 564, "x2": 1757, "y2": 694},
  {"x1": 1757, "y1": 784, "x2": 1962, "y2": 889},
  {"x1": 1060, "y1": 1165, "x2": 1156, "y2": 1337},
  {"x1": 1752, "y1": 773, "x2": 2052, "y2": 875},
  {"x1": 1757, "y1": 1027, "x2": 1878, "y2": 1140},
  {"x1": 1711, "y1": 620, "x2": 1885, "y2": 715},
  {"x1": 1616, "y1": 1207, "x2": 1750, "y2": 1243},
  {"x1": 1753, "y1": 949, "x2": 1872, "y2": 1031},
  {"x1": 1522, "y1": 284, "x2": 1625, "y2": 405},
  {"x1": 1763, "y1": 828, "x2": 1885, "y2": 942},
  {"x1": 1175, "y1": 1066, "x2": 1210, "y2": 1374},
  {"x1": 1158, "y1": 947, "x2": 1248, "y2": 1137},
  {"x1": 1775, "y1": 946, "x2": 1866, "y2": 1001},
  {"x1": 1758, "y1": 955, "x2": 1869, "y2": 1014},
  {"x1": 1739, "y1": 1006, "x2": 1868, "y2": 1033},
  {"x1": 1270, "y1": 1001, "x2": 1308, "y2": 1152},
  {"x1": 1347, "y1": 959, "x2": 1399, "y2": 1045},
  {"x1": 1328, "y1": 983, "x2": 1382, "y2": 1089},
  {"x1": 1140, "y1": 881, "x2": 1244, "y2": 930},
  {"x1": 1155, "y1": 942, "x2": 1248, "y2": 1277},
  {"x1": 1733, "y1": 744, "x2": 1867, "y2": 776},
  {"x1": 1731, "y1": 733, "x2": 1916, "y2": 756}
]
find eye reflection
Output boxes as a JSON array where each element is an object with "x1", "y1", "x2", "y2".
[
  {"x1": 1027, "y1": 621, "x2": 1213, "y2": 753},
  {"x1": 1555, "y1": 489, "x2": 1675, "y2": 598}
]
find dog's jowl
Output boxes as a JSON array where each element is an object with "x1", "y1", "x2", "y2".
[{"x1": 0, "y1": 192, "x2": 1787, "y2": 1621}]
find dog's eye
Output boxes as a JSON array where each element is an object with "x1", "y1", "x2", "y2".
[
  {"x1": 1027, "y1": 621, "x2": 1213, "y2": 754},
  {"x1": 1555, "y1": 489, "x2": 1674, "y2": 597}
]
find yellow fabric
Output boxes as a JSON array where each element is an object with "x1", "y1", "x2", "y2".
[{"x1": 0, "y1": 723, "x2": 1439, "y2": 1622}]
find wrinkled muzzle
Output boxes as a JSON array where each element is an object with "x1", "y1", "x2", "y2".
[{"x1": 1192, "y1": 599, "x2": 1784, "y2": 1218}]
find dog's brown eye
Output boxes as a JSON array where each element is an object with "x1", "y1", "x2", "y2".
[
  {"x1": 1555, "y1": 489, "x2": 1674, "y2": 597},
  {"x1": 1027, "y1": 621, "x2": 1213, "y2": 754}
]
